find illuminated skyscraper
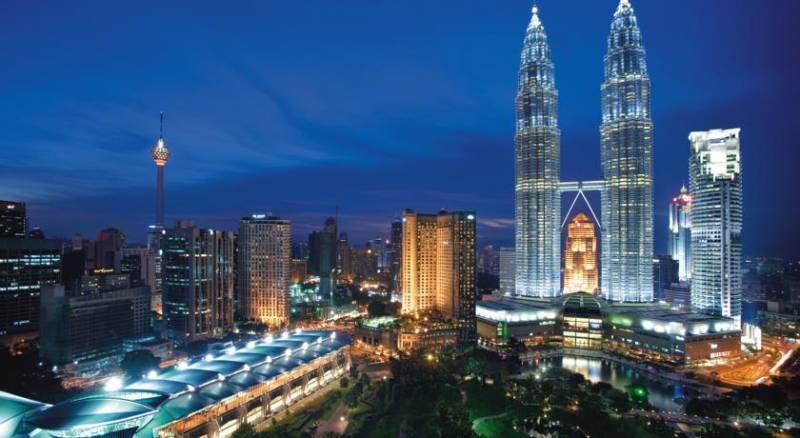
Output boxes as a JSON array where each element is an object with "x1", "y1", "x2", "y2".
[
  {"x1": 600, "y1": 0, "x2": 654, "y2": 302},
  {"x1": 563, "y1": 214, "x2": 598, "y2": 294},
  {"x1": 162, "y1": 220, "x2": 234, "y2": 341},
  {"x1": 668, "y1": 186, "x2": 692, "y2": 281},
  {"x1": 515, "y1": 4, "x2": 561, "y2": 298},
  {"x1": 689, "y1": 128, "x2": 743, "y2": 327},
  {"x1": 498, "y1": 248, "x2": 516, "y2": 295},
  {"x1": 0, "y1": 200, "x2": 26, "y2": 238},
  {"x1": 238, "y1": 214, "x2": 291, "y2": 327},
  {"x1": 401, "y1": 209, "x2": 476, "y2": 343}
]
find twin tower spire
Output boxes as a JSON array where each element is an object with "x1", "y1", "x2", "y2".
[{"x1": 514, "y1": 1, "x2": 654, "y2": 302}]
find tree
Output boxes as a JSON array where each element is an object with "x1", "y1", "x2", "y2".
[
  {"x1": 367, "y1": 300, "x2": 388, "y2": 317},
  {"x1": 438, "y1": 404, "x2": 477, "y2": 438},
  {"x1": 231, "y1": 423, "x2": 259, "y2": 438},
  {"x1": 120, "y1": 350, "x2": 160, "y2": 380},
  {"x1": 340, "y1": 377, "x2": 349, "y2": 389}
]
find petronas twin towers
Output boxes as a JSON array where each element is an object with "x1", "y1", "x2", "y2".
[{"x1": 515, "y1": 0, "x2": 654, "y2": 302}]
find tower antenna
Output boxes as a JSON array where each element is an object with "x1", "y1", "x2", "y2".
[{"x1": 160, "y1": 112, "x2": 164, "y2": 137}]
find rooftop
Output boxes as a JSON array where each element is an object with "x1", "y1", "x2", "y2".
[{"x1": 26, "y1": 330, "x2": 351, "y2": 437}]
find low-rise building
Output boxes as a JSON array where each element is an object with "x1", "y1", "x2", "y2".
[{"x1": 476, "y1": 292, "x2": 741, "y2": 366}]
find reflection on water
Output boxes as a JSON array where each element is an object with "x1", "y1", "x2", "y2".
[{"x1": 534, "y1": 355, "x2": 685, "y2": 412}]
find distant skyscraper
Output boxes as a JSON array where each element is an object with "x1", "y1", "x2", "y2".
[
  {"x1": 478, "y1": 245, "x2": 499, "y2": 276},
  {"x1": 336, "y1": 232, "x2": 352, "y2": 281},
  {"x1": 498, "y1": 248, "x2": 516, "y2": 295},
  {"x1": 669, "y1": 186, "x2": 692, "y2": 281},
  {"x1": 653, "y1": 255, "x2": 678, "y2": 300},
  {"x1": 689, "y1": 128, "x2": 743, "y2": 327},
  {"x1": 563, "y1": 213, "x2": 598, "y2": 294},
  {"x1": 162, "y1": 220, "x2": 234, "y2": 341},
  {"x1": 94, "y1": 228, "x2": 125, "y2": 272},
  {"x1": 401, "y1": 209, "x2": 476, "y2": 343},
  {"x1": 390, "y1": 218, "x2": 402, "y2": 291},
  {"x1": 237, "y1": 214, "x2": 291, "y2": 327},
  {"x1": 0, "y1": 200, "x2": 26, "y2": 238},
  {"x1": 515, "y1": 4, "x2": 561, "y2": 298},
  {"x1": 308, "y1": 217, "x2": 337, "y2": 298},
  {"x1": 600, "y1": 0, "x2": 654, "y2": 302}
]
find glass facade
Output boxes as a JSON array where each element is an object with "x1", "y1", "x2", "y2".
[
  {"x1": 668, "y1": 186, "x2": 692, "y2": 281},
  {"x1": 162, "y1": 222, "x2": 234, "y2": 341},
  {"x1": 563, "y1": 213, "x2": 598, "y2": 294},
  {"x1": 600, "y1": 0, "x2": 654, "y2": 302},
  {"x1": 0, "y1": 238, "x2": 61, "y2": 335},
  {"x1": 689, "y1": 128, "x2": 743, "y2": 327},
  {"x1": 515, "y1": 5, "x2": 561, "y2": 298}
]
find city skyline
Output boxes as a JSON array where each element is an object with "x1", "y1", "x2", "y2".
[{"x1": 1, "y1": 0, "x2": 799, "y2": 258}]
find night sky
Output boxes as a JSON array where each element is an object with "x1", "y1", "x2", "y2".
[{"x1": 1, "y1": 1, "x2": 798, "y2": 257}]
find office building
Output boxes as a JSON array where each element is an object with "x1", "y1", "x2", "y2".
[
  {"x1": 0, "y1": 200, "x2": 26, "y2": 238},
  {"x1": 563, "y1": 213, "x2": 598, "y2": 294},
  {"x1": 39, "y1": 282, "x2": 150, "y2": 373},
  {"x1": 498, "y1": 247, "x2": 516, "y2": 295},
  {"x1": 121, "y1": 245, "x2": 153, "y2": 287},
  {"x1": 689, "y1": 128, "x2": 743, "y2": 327},
  {"x1": 336, "y1": 232, "x2": 352, "y2": 281},
  {"x1": 669, "y1": 186, "x2": 692, "y2": 281},
  {"x1": 162, "y1": 220, "x2": 234, "y2": 341},
  {"x1": 308, "y1": 217, "x2": 337, "y2": 298},
  {"x1": 600, "y1": 0, "x2": 654, "y2": 302},
  {"x1": 401, "y1": 209, "x2": 476, "y2": 343},
  {"x1": 390, "y1": 218, "x2": 402, "y2": 291},
  {"x1": 237, "y1": 214, "x2": 291, "y2": 327},
  {"x1": 653, "y1": 255, "x2": 678, "y2": 300},
  {"x1": 478, "y1": 245, "x2": 498, "y2": 276},
  {"x1": 94, "y1": 228, "x2": 125, "y2": 273},
  {"x1": 514, "y1": 4, "x2": 561, "y2": 298},
  {"x1": 0, "y1": 235, "x2": 61, "y2": 336}
]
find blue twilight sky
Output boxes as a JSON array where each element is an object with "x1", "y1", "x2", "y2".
[{"x1": 1, "y1": 0, "x2": 798, "y2": 256}]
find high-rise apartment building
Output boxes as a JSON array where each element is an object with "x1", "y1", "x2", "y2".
[
  {"x1": 498, "y1": 248, "x2": 516, "y2": 296},
  {"x1": 669, "y1": 186, "x2": 693, "y2": 281},
  {"x1": 515, "y1": 4, "x2": 561, "y2": 298},
  {"x1": 563, "y1": 213, "x2": 598, "y2": 294},
  {"x1": 600, "y1": 0, "x2": 654, "y2": 302},
  {"x1": 237, "y1": 214, "x2": 291, "y2": 327},
  {"x1": 689, "y1": 128, "x2": 743, "y2": 327},
  {"x1": 162, "y1": 220, "x2": 234, "y2": 341},
  {"x1": 0, "y1": 200, "x2": 26, "y2": 238},
  {"x1": 401, "y1": 209, "x2": 476, "y2": 343}
]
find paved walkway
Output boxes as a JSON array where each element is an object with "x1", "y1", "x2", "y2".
[{"x1": 315, "y1": 403, "x2": 349, "y2": 437}]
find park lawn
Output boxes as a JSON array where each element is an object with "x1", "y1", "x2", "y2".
[
  {"x1": 462, "y1": 381, "x2": 509, "y2": 419},
  {"x1": 473, "y1": 417, "x2": 526, "y2": 438}
]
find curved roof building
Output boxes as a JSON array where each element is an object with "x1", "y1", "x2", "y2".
[{"x1": 16, "y1": 330, "x2": 351, "y2": 438}]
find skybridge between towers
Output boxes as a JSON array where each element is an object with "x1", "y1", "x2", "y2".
[{"x1": 559, "y1": 180, "x2": 603, "y2": 231}]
